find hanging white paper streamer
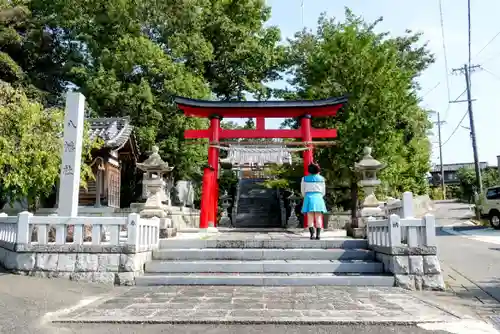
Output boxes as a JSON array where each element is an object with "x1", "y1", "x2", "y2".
[{"x1": 213, "y1": 145, "x2": 309, "y2": 165}]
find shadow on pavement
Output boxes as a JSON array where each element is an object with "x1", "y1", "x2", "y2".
[{"x1": 443, "y1": 273, "x2": 500, "y2": 324}]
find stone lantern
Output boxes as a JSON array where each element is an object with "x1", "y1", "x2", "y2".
[
  {"x1": 218, "y1": 191, "x2": 232, "y2": 227},
  {"x1": 287, "y1": 193, "x2": 301, "y2": 227},
  {"x1": 136, "y1": 145, "x2": 174, "y2": 221},
  {"x1": 352, "y1": 147, "x2": 386, "y2": 237}
]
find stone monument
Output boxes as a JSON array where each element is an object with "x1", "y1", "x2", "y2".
[
  {"x1": 57, "y1": 92, "x2": 86, "y2": 217},
  {"x1": 136, "y1": 146, "x2": 174, "y2": 237},
  {"x1": 349, "y1": 147, "x2": 385, "y2": 238}
]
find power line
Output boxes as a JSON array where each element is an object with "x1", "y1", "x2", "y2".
[
  {"x1": 300, "y1": 0, "x2": 304, "y2": 27},
  {"x1": 422, "y1": 82, "x2": 441, "y2": 99},
  {"x1": 438, "y1": 0, "x2": 452, "y2": 103},
  {"x1": 441, "y1": 109, "x2": 468, "y2": 147},
  {"x1": 474, "y1": 30, "x2": 500, "y2": 60},
  {"x1": 443, "y1": 87, "x2": 467, "y2": 122},
  {"x1": 479, "y1": 50, "x2": 500, "y2": 66},
  {"x1": 482, "y1": 67, "x2": 500, "y2": 81}
]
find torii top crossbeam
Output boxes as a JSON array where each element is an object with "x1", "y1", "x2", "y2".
[{"x1": 175, "y1": 96, "x2": 348, "y2": 140}]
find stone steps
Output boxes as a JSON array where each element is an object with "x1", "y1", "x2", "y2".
[
  {"x1": 135, "y1": 273, "x2": 395, "y2": 286},
  {"x1": 158, "y1": 238, "x2": 368, "y2": 249},
  {"x1": 140, "y1": 236, "x2": 392, "y2": 287},
  {"x1": 152, "y1": 248, "x2": 375, "y2": 261},
  {"x1": 145, "y1": 259, "x2": 383, "y2": 273}
]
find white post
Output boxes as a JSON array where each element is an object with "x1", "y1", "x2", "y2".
[
  {"x1": 57, "y1": 92, "x2": 85, "y2": 217},
  {"x1": 402, "y1": 191, "x2": 414, "y2": 218},
  {"x1": 366, "y1": 216, "x2": 376, "y2": 245},
  {"x1": 388, "y1": 214, "x2": 401, "y2": 247},
  {"x1": 126, "y1": 213, "x2": 140, "y2": 248},
  {"x1": 17, "y1": 211, "x2": 31, "y2": 244},
  {"x1": 424, "y1": 214, "x2": 436, "y2": 247},
  {"x1": 49, "y1": 213, "x2": 65, "y2": 244}
]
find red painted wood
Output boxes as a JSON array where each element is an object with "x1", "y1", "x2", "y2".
[
  {"x1": 301, "y1": 117, "x2": 313, "y2": 229},
  {"x1": 200, "y1": 117, "x2": 221, "y2": 228},
  {"x1": 256, "y1": 117, "x2": 265, "y2": 130},
  {"x1": 185, "y1": 128, "x2": 337, "y2": 139},
  {"x1": 178, "y1": 104, "x2": 342, "y2": 118},
  {"x1": 199, "y1": 169, "x2": 212, "y2": 229},
  {"x1": 208, "y1": 117, "x2": 220, "y2": 227}
]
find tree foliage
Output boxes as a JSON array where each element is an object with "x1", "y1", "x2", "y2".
[
  {"x1": 0, "y1": 81, "x2": 98, "y2": 209},
  {"x1": 0, "y1": 1, "x2": 440, "y2": 210},
  {"x1": 279, "y1": 9, "x2": 434, "y2": 210},
  {"x1": 0, "y1": 0, "x2": 285, "y2": 204},
  {"x1": 23, "y1": 0, "x2": 283, "y2": 183},
  {"x1": 456, "y1": 167, "x2": 498, "y2": 203}
]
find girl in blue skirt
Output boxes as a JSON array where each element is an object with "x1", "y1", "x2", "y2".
[{"x1": 301, "y1": 163, "x2": 327, "y2": 240}]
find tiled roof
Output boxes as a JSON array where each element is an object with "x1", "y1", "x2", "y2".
[
  {"x1": 87, "y1": 117, "x2": 134, "y2": 150},
  {"x1": 430, "y1": 162, "x2": 489, "y2": 173}
]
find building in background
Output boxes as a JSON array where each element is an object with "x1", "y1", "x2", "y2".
[{"x1": 429, "y1": 162, "x2": 490, "y2": 186}]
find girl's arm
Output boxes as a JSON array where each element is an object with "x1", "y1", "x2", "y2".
[{"x1": 301, "y1": 177, "x2": 305, "y2": 197}]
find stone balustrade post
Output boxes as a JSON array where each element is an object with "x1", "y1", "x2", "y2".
[
  {"x1": 126, "y1": 213, "x2": 140, "y2": 250},
  {"x1": 388, "y1": 214, "x2": 402, "y2": 247},
  {"x1": 402, "y1": 192, "x2": 414, "y2": 218},
  {"x1": 424, "y1": 214, "x2": 436, "y2": 247},
  {"x1": 17, "y1": 211, "x2": 31, "y2": 244}
]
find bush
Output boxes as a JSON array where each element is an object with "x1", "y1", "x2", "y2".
[{"x1": 429, "y1": 187, "x2": 444, "y2": 200}]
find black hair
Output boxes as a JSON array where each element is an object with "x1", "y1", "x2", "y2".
[{"x1": 308, "y1": 163, "x2": 320, "y2": 175}]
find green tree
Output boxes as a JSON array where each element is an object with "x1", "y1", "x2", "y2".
[
  {"x1": 0, "y1": 82, "x2": 98, "y2": 210},
  {"x1": 0, "y1": 0, "x2": 67, "y2": 106},
  {"x1": 23, "y1": 0, "x2": 284, "y2": 186},
  {"x1": 279, "y1": 9, "x2": 434, "y2": 213},
  {"x1": 243, "y1": 118, "x2": 255, "y2": 129},
  {"x1": 457, "y1": 167, "x2": 499, "y2": 203},
  {"x1": 197, "y1": 0, "x2": 286, "y2": 100}
]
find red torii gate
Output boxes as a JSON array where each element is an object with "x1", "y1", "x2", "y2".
[{"x1": 174, "y1": 96, "x2": 348, "y2": 229}]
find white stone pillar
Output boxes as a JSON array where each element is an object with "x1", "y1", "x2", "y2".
[{"x1": 57, "y1": 92, "x2": 85, "y2": 217}]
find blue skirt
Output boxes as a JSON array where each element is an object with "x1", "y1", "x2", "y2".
[{"x1": 301, "y1": 192, "x2": 327, "y2": 213}]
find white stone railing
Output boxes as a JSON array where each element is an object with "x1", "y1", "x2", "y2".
[
  {"x1": 0, "y1": 212, "x2": 159, "y2": 250},
  {"x1": 367, "y1": 214, "x2": 436, "y2": 248},
  {"x1": 383, "y1": 192, "x2": 413, "y2": 218},
  {"x1": 0, "y1": 213, "x2": 18, "y2": 244}
]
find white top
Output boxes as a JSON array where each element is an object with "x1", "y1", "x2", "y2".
[{"x1": 301, "y1": 178, "x2": 326, "y2": 197}]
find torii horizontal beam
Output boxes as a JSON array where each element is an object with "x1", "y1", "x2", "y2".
[
  {"x1": 185, "y1": 128, "x2": 337, "y2": 139},
  {"x1": 175, "y1": 96, "x2": 348, "y2": 118}
]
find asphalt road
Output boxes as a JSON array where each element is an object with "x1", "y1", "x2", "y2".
[{"x1": 433, "y1": 200, "x2": 500, "y2": 319}]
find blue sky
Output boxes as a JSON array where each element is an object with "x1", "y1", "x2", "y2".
[{"x1": 227, "y1": 0, "x2": 500, "y2": 167}]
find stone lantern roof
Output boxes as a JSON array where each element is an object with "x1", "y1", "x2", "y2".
[
  {"x1": 137, "y1": 146, "x2": 174, "y2": 173},
  {"x1": 355, "y1": 147, "x2": 385, "y2": 171}
]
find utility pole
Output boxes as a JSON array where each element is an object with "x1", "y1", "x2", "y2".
[
  {"x1": 452, "y1": 64, "x2": 483, "y2": 195},
  {"x1": 436, "y1": 112, "x2": 446, "y2": 199}
]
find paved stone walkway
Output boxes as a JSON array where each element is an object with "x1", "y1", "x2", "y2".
[{"x1": 49, "y1": 286, "x2": 461, "y2": 324}]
